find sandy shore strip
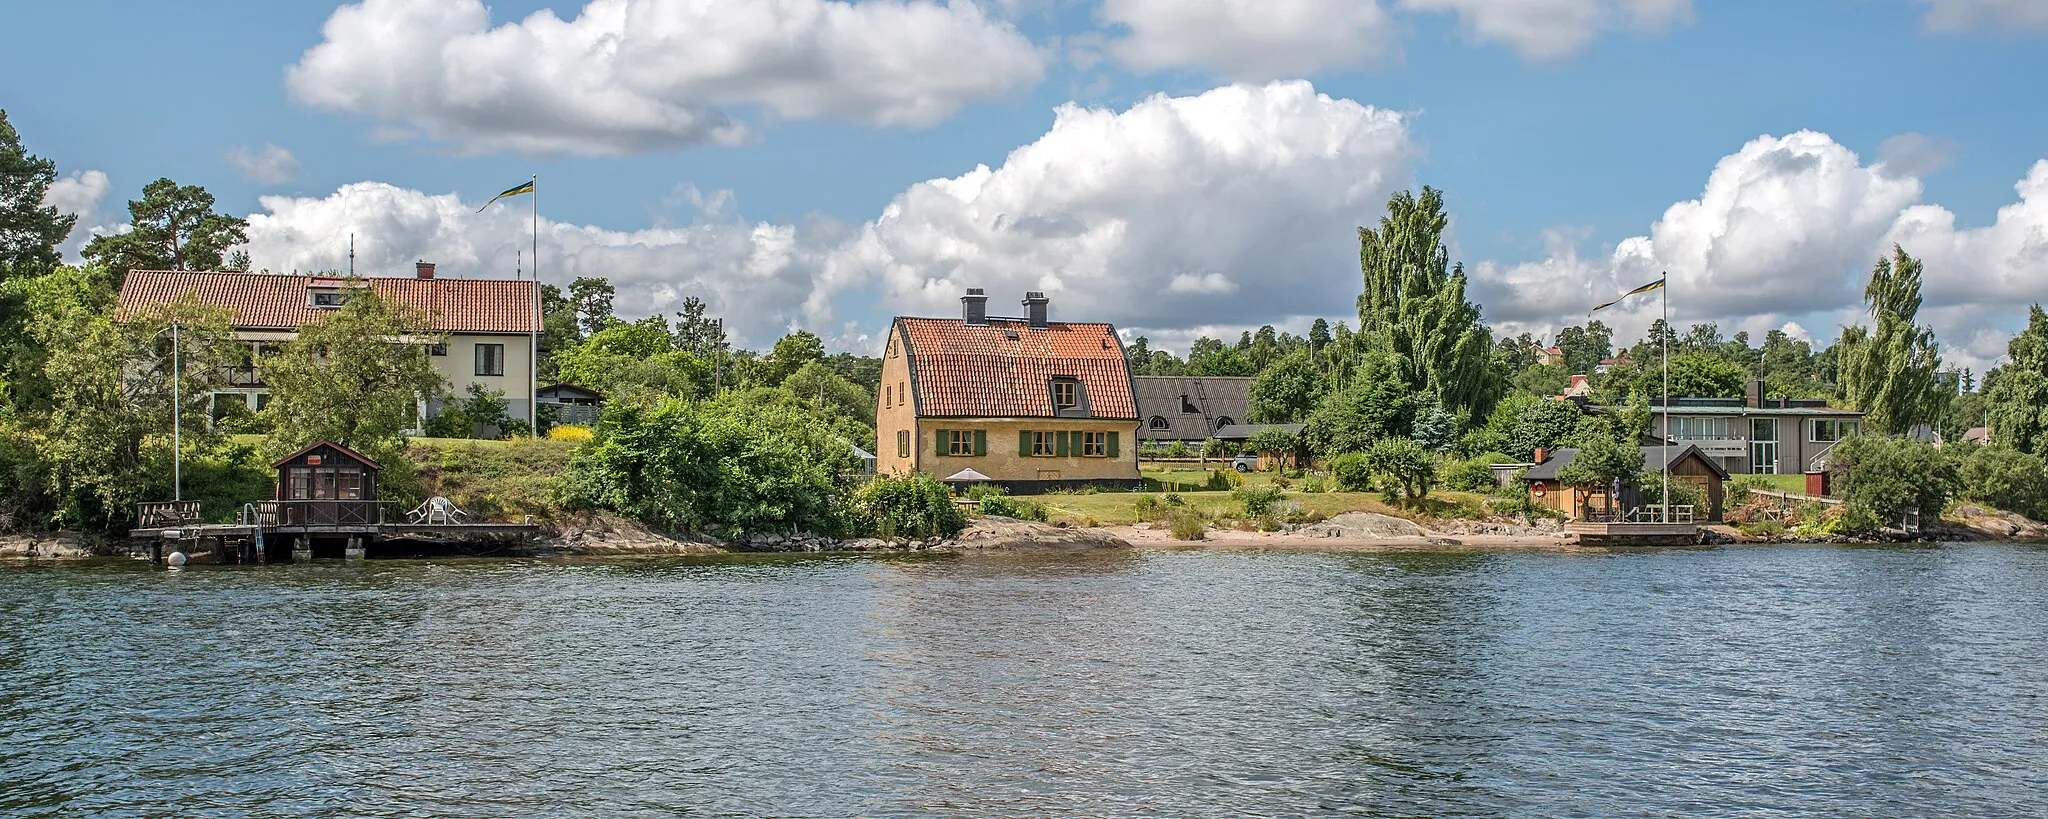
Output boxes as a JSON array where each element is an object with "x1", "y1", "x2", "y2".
[{"x1": 1104, "y1": 524, "x2": 1601, "y2": 553}]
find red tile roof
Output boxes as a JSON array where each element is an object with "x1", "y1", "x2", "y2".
[
  {"x1": 898, "y1": 317, "x2": 1137, "y2": 419},
  {"x1": 117, "y1": 270, "x2": 537, "y2": 334}
]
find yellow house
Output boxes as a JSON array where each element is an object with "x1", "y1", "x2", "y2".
[{"x1": 877, "y1": 289, "x2": 1141, "y2": 493}]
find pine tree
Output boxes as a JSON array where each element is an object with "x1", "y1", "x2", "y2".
[{"x1": 0, "y1": 110, "x2": 75, "y2": 278}]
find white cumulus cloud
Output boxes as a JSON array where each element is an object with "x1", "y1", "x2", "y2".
[
  {"x1": 1100, "y1": 0, "x2": 1691, "y2": 78},
  {"x1": 1100, "y1": 0, "x2": 1397, "y2": 79},
  {"x1": 40, "y1": 169, "x2": 115, "y2": 259},
  {"x1": 1468, "y1": 132, "x2": 2048, "y2": 374},
  {"x1": 226, "y1": 143, "x2": 302, "y2": 185},
  {"x1": 1398, "y1": 0, "x2": 1693, "y2": 61},
  {"x1": 238, "y1": 81, "x2": 1416, "y2": 351},
  {"x1": 1921, "y1": 0, "x2": 2048, "y2": 33},
  {"x1": 286, "y1": 0, "x2": 1045, "y2": 156}
]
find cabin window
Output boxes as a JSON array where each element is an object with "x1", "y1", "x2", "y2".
[
  {"x1": 476, "y1": 343, "x2": 505, "y2": 376},
  {"x1": 948, "y1": 430, "x2": 976, "y2": 456},
  {"x1": 1052, "y1": 379, "x2": 1078, "y2": 410},
  {"x1": 335, "y1": 468, "x2": 364, "y2": 500},
  {"x1": 896, "y1": 430, "x2": 910, "y2": 458},
  {"x1": 1149, "y1": 416, "x2": 1169, "y2": 430},
  {"x1": 1810, "y1": 419, "x2": 1860, "y2": 442},
  {"x1": 288, "y1": 467, "x2": 310, "y2": 500},
  {"x1": 428, "y1": 342, "x2": 448, "y2": 357},
  {"x1": 1082, "y1": 432, "x2": 1107, "y2": 457},
  {"x1": 1032, "y1": 431, "x2": 1056, "y2": 457}
]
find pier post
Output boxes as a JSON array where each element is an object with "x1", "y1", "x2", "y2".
[
  {"x1": 344, "y1": 535, "x2": 365, "y2": 562},
  {"x1": 292, "y1": 536, "x2": 313, "y2": 564}
]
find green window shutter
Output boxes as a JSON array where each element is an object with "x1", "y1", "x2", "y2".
[
  {"x1": 974, "y1": 429, "x2": 987, "y2": 456},
  {"x1": 935, "y1": 429, "x2": 948, "y2": 456},
  {"x1": 1108, "y1": 431, "x2": 1120, "y2": 458},
  {"x1": 1056, "y1": 431, "x2": 1070, "y2": 457},
  {"x1": 1020, "y1": 430, "x2": 1033, "y2": 456}
]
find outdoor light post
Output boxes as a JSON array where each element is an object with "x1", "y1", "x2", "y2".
[{"x1": 155, "y1": 323, "x2": 183, "y2": 502}]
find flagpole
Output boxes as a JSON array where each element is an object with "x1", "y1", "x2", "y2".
[
  {"x1": 1662, "y1": 273, "x2": 1670, "y2": 518},
  {"x1": 530, "y1": 173, "x2": 539, "y2": 438}
]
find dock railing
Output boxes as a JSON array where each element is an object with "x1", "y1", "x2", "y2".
[{"x1": 137, "y1": 501, "x2": 201, "y2": 529}]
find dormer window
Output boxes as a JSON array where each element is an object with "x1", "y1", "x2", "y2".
[
  {"x1": 1181, "y1": 395, "x2": 1198, "y2": 414},
  {"x1": 1052, "y1": 379, "x2": 1078, "y2": 410},
  {"x1": 309, "y1": 288, "x2": 346, "y2": 308}
]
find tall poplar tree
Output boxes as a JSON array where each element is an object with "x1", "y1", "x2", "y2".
[
  {"x1": 1355, "y1": 186, "x2": 1500, "y2": 421},
  {"x1": 1837, "y1": 245, "x2": 1945, "y2": 436}
]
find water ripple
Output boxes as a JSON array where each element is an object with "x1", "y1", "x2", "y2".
[{"x1": 3, "y1": 545, "x2": 2047, "y2": 816}]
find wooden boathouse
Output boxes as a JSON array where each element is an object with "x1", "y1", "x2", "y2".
[{"x1": 130, "y1": 440, "x2": 537, "y2": 563}]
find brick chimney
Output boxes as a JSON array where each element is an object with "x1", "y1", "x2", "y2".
[
  {"x1": 1022, "y1": 291, "x2": 1049, "y2": 329},
  {"x1": 415, "y1": 260, "x2": 436, "y2": 280},
  {"x1": 1534, "y1": 447, "x2": 1549, "y2": 465},
  {"x1": 1745, "y1": 378, "x2": 1764, "y2": 408},
  {"x1": 961, "y1": 287, "x2": 988, "y2": 325}
]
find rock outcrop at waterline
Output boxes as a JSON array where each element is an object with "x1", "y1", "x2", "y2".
[
  {"x1": 541, "y1": 513, "x2": 1131, "y2": 555},
  {"x1": 0, "y1": 532, "x2": 93, "y2": 559}
]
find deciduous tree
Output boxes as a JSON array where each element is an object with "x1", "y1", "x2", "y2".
[
  {"x1": 1355, "y1": 186, "x2": 1501, "y2": 421},
  {"x1": 1837, "y1": 245, "x2": 1945, "y2": 435},
  {"x1": 259, "y1": 288, "x2": 445, "y2": 469}
]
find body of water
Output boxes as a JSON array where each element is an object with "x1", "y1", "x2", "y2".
[{"x1": 4, "y1": 544, "x2": 2046, "y2": 816}]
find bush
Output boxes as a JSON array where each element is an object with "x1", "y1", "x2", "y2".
[
  {"x1": 547, "y1": 424, "x2": 595, "y2": 443},
  {"x1": 1162, "y1": 492, "x2": 1186, "y2": 506},
  {"x1": 1203, "y1": 438, "x2": 1235, "y2": 459},
  {"x1": 852, "y1": 473, "x2": 967, "y2": 540},
  {"x1": 1133, "y1": 495, "x2": 1162, "y2": 519},
  {"x1": 1826, "y1": 435, "x2": 1960, "y2": 525},
  {"x1": 969, "y1": 484, "x2": 1047, "y2": 521},
  {"x1": 1299, "y1": 475, "x2": 1328, "y2": 494},
  {"x1": 1639, "y1": 470, "x2": 1705, "y2": 512},
  {"x1": 1271, "y1": 474, "x2": 1293, "y2": 490},
  {"x1": 1441, "y1": 453, "x2": 1505, "y2": 493},
  {"x1": 1166, "y1": 441, "x2": 1193, "y2": 459},
  {"x1": 1960, "y1": 446, "x2": 2048, "y2": 520},
  {"x1": 1329, "y1": 452, "x2": 1373, "y2": 492},
  {"x1": 1166, "y1": 508, "x2": 1207, "y2": 540},
  {"x1": 1233, "y1": 485, "x2": 1286, "y2": 516},
  {"x1": 1365, "y1": 437, "x2": 1437, "y2": 500},
  {"x1": 1205, "y1": 469, "x2": 1239, "y2": 491}
]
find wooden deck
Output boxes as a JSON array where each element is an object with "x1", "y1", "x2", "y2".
[{"x1": 1565, "y1": 521, "x2": 1701, "y2": 547}]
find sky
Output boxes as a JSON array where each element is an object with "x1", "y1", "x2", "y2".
[{"x1": 5, "y1": 0, "x2": 2045, "y2": 371}]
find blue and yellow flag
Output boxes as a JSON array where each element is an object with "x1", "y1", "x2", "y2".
[
  {"x1": 1591, "y1": 275, "x2": 1666, "y2": 313},
  {"x1": 476, "y1": 179, "x2": 535, "y2": 213}
]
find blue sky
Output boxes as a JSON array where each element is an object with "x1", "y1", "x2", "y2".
[{"x1": 5, "y1": 0, "x2": 2045, "y2": 367}]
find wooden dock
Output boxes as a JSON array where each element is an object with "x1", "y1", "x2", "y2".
[
  {"x1": 130, "y1": 500, "x2": 538, "y2": 564},
  {"x1": 1565, "y1": 521, "x2": 1701, "y2": 547}
]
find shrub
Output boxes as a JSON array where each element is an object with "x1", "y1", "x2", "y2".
[
  {"x1": 1826, "y1": 435, "x2": 1961, "y2": 525},
  {"x1": 1166, "y1": 508, "x2": 1207, "y2": 540},
  {"x1": 1203, "y1": 438, "x2": 1235, "y2": 459},
  {"x1": 1441, "y1": 453, "x2": 1506, "y2": 493},
  {"x1": 1233, "y1": 485, "x2": 1286, "y2": 516},
  {"x1": 1329, "y1": 452, "x2": 1373, "y2": 492},
  {"x1": 1166, "y1": 441, "x2": 1193, "y2": 459},
  {"x1": 1299, "y1": 475, "x2": 1328, "y2": 494},
  {"x1": 852, "y1": 473, "x2": 967, "y2": 540},
  {"x1": 1639, "y1": 470, "x2": 1705, "y2": 512},
  {"x1": 1960, "y1": 446, "x2": 2048, "y2": 520},
  {"x1": 1205, "y1": 469, "x2": 1239, "y2": 491},
  {"x1": 547, "y1": 424, "x2": 595, "y2": 443},
  {"x1": 1727, "y1": 474, "x2": 1777, "y2": 505},
  {"x1": 969, "y1": 484, "x2": 1048, "y2": 521},
  {"x1": 1162, "y1": 492, "x2": 1186, "y2": 506},
  {"x1": 1365, "y1": 438, "x2": 1437, "y2": 500},
  {"x1": 1271, "y1": 474, "x2": 1293, "y2": 490},
  {"x1": 1133, "y1": 495, "x2": 1162, "y2": 519}
]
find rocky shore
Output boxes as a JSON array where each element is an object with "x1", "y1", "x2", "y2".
[{"x1": 537, "y1": 513, "x2": 1130, "y2": 557}]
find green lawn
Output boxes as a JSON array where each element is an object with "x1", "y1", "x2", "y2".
[
  {"x1": 1733, "y1": 473, "x2": 1809, "y2": 494},
  {"x1": 1032, "y1": 464, "x2": 1500, "y2": 526}
]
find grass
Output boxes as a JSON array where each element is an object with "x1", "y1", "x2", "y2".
[
  {"x1": 407, "y1": 437, "x2": 577, "y2": 522},
  {"x1": 1038, "y1": 467, "x2": 1500, "y2": 527},
  {"x1": 1731, "y1": 473, "x2": 1809, "y2": 495}
]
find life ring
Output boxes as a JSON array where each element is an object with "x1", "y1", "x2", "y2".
[{"x1": 1532, "y1": 483, "x2": 1547, "y2": 498}]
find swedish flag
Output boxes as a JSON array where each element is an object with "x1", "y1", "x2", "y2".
[
  {"x1": 1592, "y1": 275, "x2": 1666, "y2": 313},
  {"x1": 476, "y1": 179, "x2": 535, "y2": 213}
]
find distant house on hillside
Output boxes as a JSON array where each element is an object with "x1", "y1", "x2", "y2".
[
  {"x1": 116, "y1": 262, "x2": 539, "y2": 432},
  {"x1": 875, "y1": 289, "x2": 1140, "y2": 493},
  {"x1": 1135, "y1": 376, "x2": 1251, "y2": 443},
  {"x1": 536, "y1": 383, "x2": 603, "y2": 428}
]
